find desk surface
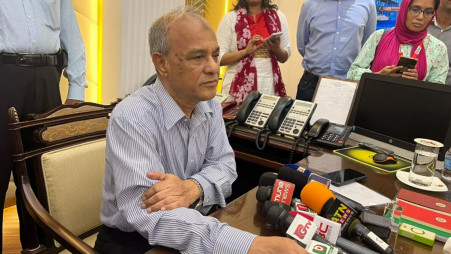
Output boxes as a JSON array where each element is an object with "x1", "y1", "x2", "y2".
[{"x1": 150, "y1": 131, "x2": 449, "y2": 254}]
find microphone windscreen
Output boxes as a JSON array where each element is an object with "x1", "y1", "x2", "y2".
[
  {"x1": 277, "y1": 167, "x2": 308, "y2": 197},
  {"x1": 262, "y1": 200, "x2": 291, "y2": 217},
  {"x1": 258, "y1": 172, "x2": 278, "y2": 187},
  {"x1": 300, "y1": 181, "x2": 335, "y2": 214},
  {"x1": 256, "y1": 186, "x2": 272, "y2": 202}
]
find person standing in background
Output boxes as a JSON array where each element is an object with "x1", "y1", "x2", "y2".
[
  {"x1": 347, "y1": 0, "x2": 448, "y2": 84},
  {"x1": 217, "y1": 0, "x2": 290, "y2": 103},
  {"x1": 296, "y1": 0, "x2": 377, "y2": 101},
  {"x1": 0, "y1": 0, "x2": 87, "y2": 252},
  {"x1": 429, "y1": 0, "x2": 451, "y2": 84}
]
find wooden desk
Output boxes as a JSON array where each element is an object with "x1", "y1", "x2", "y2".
[{"x1": 150, "y1": 128, "x2": 449, "y2": 253}]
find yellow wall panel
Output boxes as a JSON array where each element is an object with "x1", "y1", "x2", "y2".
[
  {"x1": 73, "y1": 0, "x2": 98, "y2": 22},
  {"x1": 62, "y1": 0, "x2": 100, "y2": 103}
]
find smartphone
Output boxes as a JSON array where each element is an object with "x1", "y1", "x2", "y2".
[
  {"x1": 396, "y1": 56, "x2": 417, "y2": 73},
  {"x1": 322, "y1": 168, "x2": 367, "y2": 186},
  {"x1": 269, "y1": 32, "x2": 283, "y2": 42}
]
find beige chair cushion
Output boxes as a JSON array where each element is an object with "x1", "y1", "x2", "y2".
[{"x1": 41, "y1": 139, "x2": 106, "y2": 247}]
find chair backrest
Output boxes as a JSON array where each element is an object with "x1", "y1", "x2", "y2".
[{"x1": 8, "y1": 102, "x2": 115, "y2": 253}]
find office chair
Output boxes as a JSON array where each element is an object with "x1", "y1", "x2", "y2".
[
  {"x1": 142, "y1": 73, "x2": 158, "y2": 86},
  {"x1": 8, "y1": 102, "x2": 115, "y2": 253}
]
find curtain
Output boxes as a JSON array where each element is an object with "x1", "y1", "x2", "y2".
[{"x1": 120, "y1": 0, "x2": 185, "y2": 96}]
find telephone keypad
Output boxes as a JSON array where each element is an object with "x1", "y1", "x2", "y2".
[
  {"x1": 278, "y1": 101, "x2": 316, "y2": 138},
  {"x1": 245, "y1": 96, "x2": 279, "y2": 128}
]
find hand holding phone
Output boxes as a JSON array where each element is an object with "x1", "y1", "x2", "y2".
[
  {"x1": 268, "y1": 32, "x2": 283, "y2": 42},
  {"x1": 396, "y1": 56, "x2": 417, "y2": 74}
]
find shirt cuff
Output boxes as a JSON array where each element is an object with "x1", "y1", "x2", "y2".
[
  {"x1": 67, "y1": 83, "x2": 86, "y2": 101},
  {"x1": 213, "y1": 226, "x2": 257, "y2": 254}
]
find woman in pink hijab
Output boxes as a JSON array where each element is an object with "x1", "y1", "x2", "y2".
[{"x1": 347, "y1": 0, "x2": 449, "y2": 84}]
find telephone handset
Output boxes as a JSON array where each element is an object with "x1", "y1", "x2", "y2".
[
  {"x1": 308, "y1": 118, "x2": 352, "y2": 148},
  {"x1": 308, "y1": 118, "x2": 330, "y2": 138},
  {"x1": 236, "y1": 91, "x2": 280, "y2": 129},
  {"x1": 268, "y1": 99, "x2": 317, "y2": 138}
]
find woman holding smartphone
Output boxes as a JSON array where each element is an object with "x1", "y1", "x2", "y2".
[
  {"x1": 347, "y1": 0, "x2": 448, "y2": 84},
  {"x1": 217, "y1": 0, "x2": 290, "y2": 103}
]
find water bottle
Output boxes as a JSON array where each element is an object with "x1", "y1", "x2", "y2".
[{"x1": 441, "y1": 148, "x2": 451, "y2": 182}]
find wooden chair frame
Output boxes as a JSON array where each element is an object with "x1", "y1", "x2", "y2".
[{"x1": 8, "y1": 102, "x2": 115, "y2": 254}]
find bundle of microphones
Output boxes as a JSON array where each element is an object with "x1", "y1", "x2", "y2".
[{"x1": 256, "y1": 167, "x2": 394, "y2": 254}]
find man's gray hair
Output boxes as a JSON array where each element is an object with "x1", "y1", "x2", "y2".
[{"x1": 148, "y1": 6, "x2": 204, "y2": 56}]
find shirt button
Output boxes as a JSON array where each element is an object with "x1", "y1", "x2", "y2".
[
  {"x1": 336, "y1": 32, "x2": 339, "y2": 34},
  {"x1": 338, "y1": 16, "x2": 341, "y2": 19},
  {"x1": 28, "y1": 16, "x2": 32, "y2": 19},
  {"x1": 190, "y1": 159, "x2": 194, "y2": 163},
  {"x1": 334, "y1": 47, "x2": 337, "y2": 50}
]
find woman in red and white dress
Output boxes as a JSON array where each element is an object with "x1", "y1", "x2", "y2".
[{"x1": 217, "y1": 0, "x2": 291, "y2": 103}]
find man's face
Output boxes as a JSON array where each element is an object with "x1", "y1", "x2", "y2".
[{"x1": 163, "y1": 16, "x2": 220, "y2": 105}]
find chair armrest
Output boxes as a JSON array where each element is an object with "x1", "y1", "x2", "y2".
[{"x1": 21, "y1": 174, "x2": 99, "y2": 254}]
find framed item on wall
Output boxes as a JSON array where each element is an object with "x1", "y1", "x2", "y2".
[{"x1": 376, "y1": 0, "x2": 402, "y2": 29}]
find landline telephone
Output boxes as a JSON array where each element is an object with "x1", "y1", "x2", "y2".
[
  {"x1": 267, "y1": 99, "x2": 316, "y2": 138},
  {"x1": 307, "y1": 118, "x2": 352, "y2": 148},
  {"x1": 235, "y1": 91, "x2": 280, "y2": 128}
]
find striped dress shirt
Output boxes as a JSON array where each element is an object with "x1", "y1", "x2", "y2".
[
  {"x1": 100, "y1": 79, "x2": 256, "y2": 253},
  {"x1": 0, "y1": 0, "x2": 87, "y2": 100}
]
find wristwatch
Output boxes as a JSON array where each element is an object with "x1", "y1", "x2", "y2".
[{"x1": 188, "y1": 178, "x2": 204, "y2": 210}]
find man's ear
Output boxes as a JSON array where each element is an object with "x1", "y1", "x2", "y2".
[{"x1": 152, "y1": 52, "x2": 168, "y2": 77}]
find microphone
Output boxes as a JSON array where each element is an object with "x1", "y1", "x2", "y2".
[
  {"x1": 262, "y1": 200, "x2": 291, "y2": 218},
  {"x1": 301, "y1": 181, "x2": 357, "y2": 232},
  {"x1": 283, "y1": 164, "x2": 312, "y2": 177},
  {"x1": 301, "y1": 182, "x2": 393, "y2": 254},
  {"x1": 347, "y1": 219, "x2": 393, "y2": 254},
  {"x1": 276, "y1": 167, "x2": 309, "y2": 197},
  {"x1": 268, "y1": 205, "x2": 379, "y2": 254},
  {"x1": 258, "y1": 172, "x2": 278, "y2": 186}
]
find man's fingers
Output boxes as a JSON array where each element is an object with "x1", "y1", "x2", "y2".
[{"x1": 146, "y1": 171, "x2": 166, "y2": 181}]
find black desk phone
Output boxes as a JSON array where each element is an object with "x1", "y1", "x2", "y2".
[
  {"x1": 267, "y1": 98, "x2": 316, "y2": 138},
  {"x1": 308, "y1": 118, "x2": 352, "y2": 148},
  {"x1": 235, "y1": 91, "x2": 281, "y2": 128}
]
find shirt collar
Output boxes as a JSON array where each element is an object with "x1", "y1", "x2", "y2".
[{"x1": 153, "y1": 78, "x2": 213, "y2": 130}]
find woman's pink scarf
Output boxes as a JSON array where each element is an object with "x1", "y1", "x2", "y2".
[
  {"x1": 230, "y1": 8, "x2": 286, "y2": 103},
  {"x1": 371, "y1": 0, "x2": 436, "y2": 80}
]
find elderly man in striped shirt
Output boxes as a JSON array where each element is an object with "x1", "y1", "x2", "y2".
[{"x1": 94, "y1": 6, "x2": 306, "y2": 254}]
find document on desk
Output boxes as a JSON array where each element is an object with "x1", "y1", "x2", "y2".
[
  {"x1": 311, "y1": 77, "x2": 358, "y2": 125},
  {"x1": 329, "y1": 182, "x2": 391, "y2": 207}
]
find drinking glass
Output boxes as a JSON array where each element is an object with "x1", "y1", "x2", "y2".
[{"x1": 409, "y1": 138, "x2": 443, "y2": 186}]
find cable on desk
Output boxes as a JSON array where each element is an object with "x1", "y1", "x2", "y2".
[
  {"x1": 255, "y1": 128, "x2": 271, "y2": 151},
  {"x1": 288, "y1": 137, "x2": 304, "y2": 164},
  {"x1": 225, "y1": 121, "x2": 239, "y2": 138}
]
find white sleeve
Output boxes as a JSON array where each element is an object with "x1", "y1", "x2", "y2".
[
  {"x1": 277, "y1": 10, "x2": 291, "y2": 58},
  {"x1": 217, "y1": 12, "x2": 236, "y2": 64}
]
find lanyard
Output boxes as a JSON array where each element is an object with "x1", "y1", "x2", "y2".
[{"x1": 399, "y1": 40, "x2": 424, "y2": 59}]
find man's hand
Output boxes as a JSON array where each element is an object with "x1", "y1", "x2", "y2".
[
  {"x1": 401, "y1": 68, "x2": 418, "y2": 80},
  {"x1": 248, "y1": 236, "x2": 307, "y2": 254},
  {"x1": 141, "y1": 172, "x2": 201, "y2": 212},
  {"x1": 64, "y1": 99, "x2": 83, "y2": 105},
  {"x1": 375, "y1": 65, "x2": 403, "y2": 77}
]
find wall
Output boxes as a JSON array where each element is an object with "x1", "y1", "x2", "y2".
[
  {"x1": 102, "y1": 0, "x2": 121, "y2": 104},
  {"x1": 99, "y1": 0, "x2": 305, "y2": 103},
  {"x1": 272, "y1": 0, "x2": 304, "y2": 98}
]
